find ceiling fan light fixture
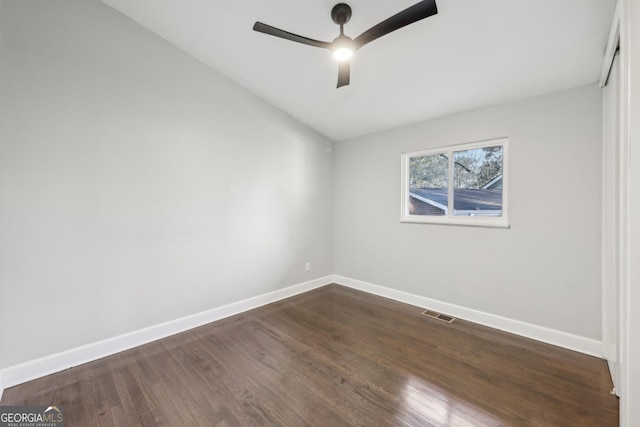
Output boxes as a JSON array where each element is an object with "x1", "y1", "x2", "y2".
[
  {"x1": 332, "y1": 46, "x2": 353, "y2": 61},
  {"x1": 331, "y1": 35, "x2": 354, "y2": 61}
]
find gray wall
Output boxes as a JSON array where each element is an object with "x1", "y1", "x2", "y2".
[
  {"x1": 333, "y1": 84, "x2": 602, "y2": 340},
  {"x1": 0, "y1": 0, "x2": 333, "y2": 368}
]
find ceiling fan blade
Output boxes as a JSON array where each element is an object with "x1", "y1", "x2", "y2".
[
  {"x1": 337, "y1": 62, "x2": 350, "y2": 88},
  {"x1": 353, "y1": 0, "x2": 437, "y2": 49},
  {"x1": 253, "y1": 22, "x2": 332, "y2": 49}
]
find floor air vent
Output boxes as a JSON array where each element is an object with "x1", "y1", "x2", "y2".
[{"x1": 421, "y1": 309, "x2": 456, "y2": 323}]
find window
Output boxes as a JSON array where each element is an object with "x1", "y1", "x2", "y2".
[{"x1": 401, "y1": 138, "x2": 508, "y2": 227}]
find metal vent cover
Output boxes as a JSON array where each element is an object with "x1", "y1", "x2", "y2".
[{"x1": 421, "y1": 309, "x2": 456, "y2": 323}]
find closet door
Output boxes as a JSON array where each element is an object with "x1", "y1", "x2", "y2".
[{"x1": 602, "y1": 51, "x2": 621, "y2": 394}]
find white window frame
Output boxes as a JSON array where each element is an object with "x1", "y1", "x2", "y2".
[{"x1": 400, "y1": 137, "x2": 509, "y2": 228}]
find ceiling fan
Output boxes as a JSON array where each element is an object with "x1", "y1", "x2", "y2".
[{"x1": 253, "y1": 1, "x2": 438, "y2": 88}]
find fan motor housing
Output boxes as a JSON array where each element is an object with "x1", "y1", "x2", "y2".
[{"x1": 331, "y1": 3, "x2": 352, "y2": 25}]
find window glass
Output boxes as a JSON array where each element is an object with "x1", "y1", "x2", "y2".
[
  {"x1": 452, "y1": 146, "x2": 503, "y2": 217},
  {"x1": 409, "y1": 154, "x2": 448, "y2": 216}
]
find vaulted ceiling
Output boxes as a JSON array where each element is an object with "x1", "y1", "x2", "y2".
[{"x1": 100, "y1": 0, "x2": 616, "y2": 141}]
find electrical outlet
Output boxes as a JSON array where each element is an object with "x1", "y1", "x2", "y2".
[{"x1": 305, "y1": 262, "x2": 311, "y2": 272}]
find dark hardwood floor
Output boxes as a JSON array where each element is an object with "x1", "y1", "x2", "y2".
[{"x1": 1, "y1": 284, "x2": 618, "y2": 426}]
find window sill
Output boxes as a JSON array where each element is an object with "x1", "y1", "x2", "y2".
[{"x1": 400, "y1": 216, "x2": 510, "y2": 229}]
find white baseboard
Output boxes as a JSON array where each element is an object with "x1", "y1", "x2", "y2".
[
  {"x1": 332, "y1": 275, "x2": 603, "y2": 357},
  {"x1": 0, "y1": 275, "x2": 333, "y2": 394}
]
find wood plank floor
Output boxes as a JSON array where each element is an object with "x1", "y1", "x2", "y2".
[{"x1": 1, "y1": 284, "x2": 618, "y2": 426}]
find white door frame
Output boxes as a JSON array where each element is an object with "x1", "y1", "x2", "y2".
[{"x1": 600, "y1": 0, "x2": 639, "y2": 425}]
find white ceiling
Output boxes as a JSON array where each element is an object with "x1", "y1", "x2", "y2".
[{"x1": 100, "y1": 0, "x2": 616, "y2": 141}]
